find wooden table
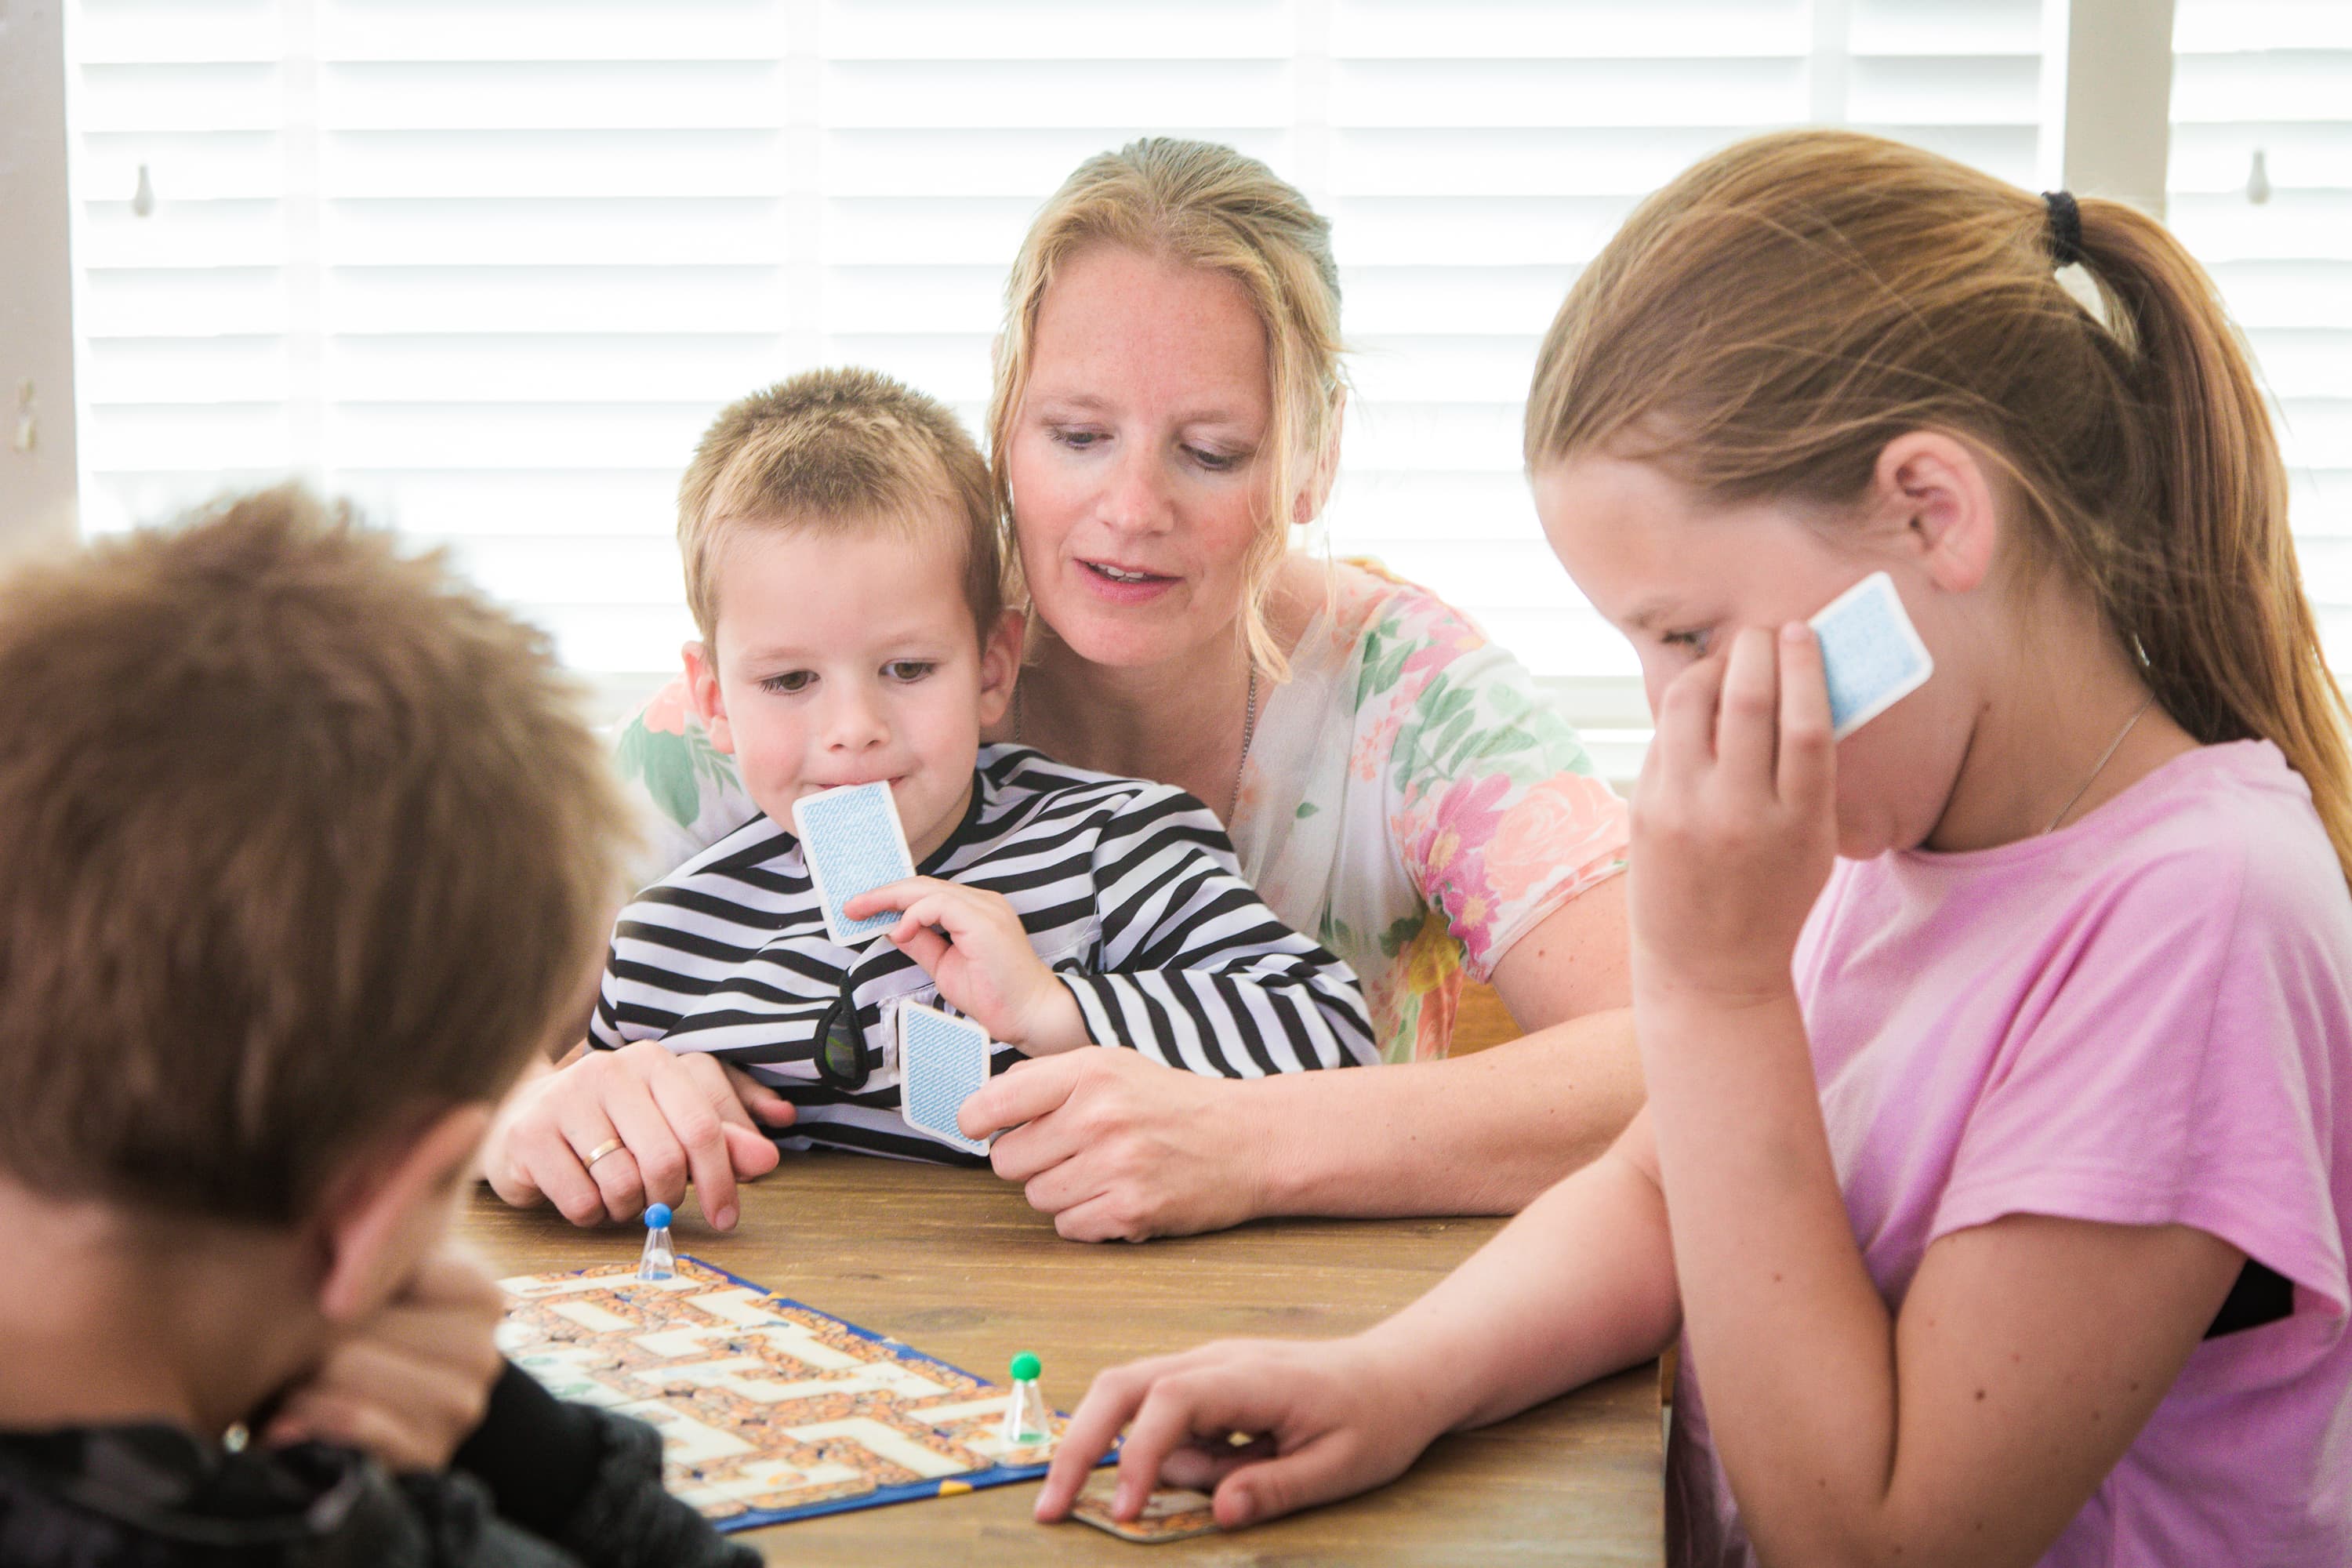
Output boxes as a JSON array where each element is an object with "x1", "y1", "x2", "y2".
[{"x1": 458, "y1": 1156, "x2": 1663, "y2": 1566}]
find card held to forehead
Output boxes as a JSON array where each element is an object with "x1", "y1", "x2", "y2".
[
  {"x1": 791, "y1": 781, "x2": 916, "y2": 947},
  {"x1": 897, "y1": 1003, "x2": 993, "y2": 1156},
  {"x1": 1808, "y1": 571, "x2": 1934, "y2": 741}
]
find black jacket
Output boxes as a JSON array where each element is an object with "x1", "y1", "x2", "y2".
[{"x1": 0, "y1": 1363, "x2": 760, "y2": 1568}]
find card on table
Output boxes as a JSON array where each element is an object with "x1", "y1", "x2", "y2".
[
  {"x1": 792, "y1": 780, "x2": 917, "y2": 946},
  {"x1": 1069, "y1": 1472, "x2": 1222, "y2": 1544},
  {"x1": 898, "y1": 1002, "x2": 993, "y2": 1156},
  {"x1": 1808, "y1": 570, "x2": 1934, "y2": 741}
]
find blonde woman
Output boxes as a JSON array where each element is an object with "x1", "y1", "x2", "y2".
[{"x1": 567, "y1": 140, "x2": 1641, "y2": 1240}]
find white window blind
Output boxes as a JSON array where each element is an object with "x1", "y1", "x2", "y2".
[
  {"x1": 68, "y1": 0, "x2": 2054, "y2": 774},
  {"x1": 2169, "y1": 0, "x2": 2352, "y2": 672}
]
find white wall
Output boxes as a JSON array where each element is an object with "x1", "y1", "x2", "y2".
[{"x1": 0, "y1": 0, "x2": 78, "y2": 557}]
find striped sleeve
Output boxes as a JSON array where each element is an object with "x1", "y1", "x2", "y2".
[{"x1": 1057, "y1": 786, "x2": 1377, "y2": 1075}]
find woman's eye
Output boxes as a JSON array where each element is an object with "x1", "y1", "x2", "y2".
[
  {"x1": 1661, "y1": 628, "x2": 1713, "y2": 657},
  {"x1": 1186, "y1": 445, "x2": 1245, "y2": 473},
  {"x1": 1048, "y1": 426, "x2": 1104, "y2": 452},
  {"x1": 884, "y1": 660, "x2": 936, "y2": 683},
  {"x1": 759, "y1": 670, "x2": 815, "y2": 695}
]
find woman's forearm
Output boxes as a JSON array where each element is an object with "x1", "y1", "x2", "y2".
[{"x1": 1244, "y1": 1007, "x2": 1643, "y2": 1218}]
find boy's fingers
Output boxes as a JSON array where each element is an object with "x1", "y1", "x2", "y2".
[
  {"x1": 1714, "y1": 626, "x2": 1780, "y2": 789},
  {"x1": 843, "y1": 876, "x2": 945, "y2": 921},
  {"x1": 892, "y1": 924, "x2": 953, "y2": 974},
  {"x1": 1776, "y1": 621, "x2": 1834, "y2": 808}
]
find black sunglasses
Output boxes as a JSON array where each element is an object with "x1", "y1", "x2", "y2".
[{"x1": 814, "y1": 976, "x2": 872, "y2": 1090}]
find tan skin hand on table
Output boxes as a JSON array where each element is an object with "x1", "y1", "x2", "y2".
[{"x1": 481, "y1": 1044, "x2": 796, "y2": 1232}]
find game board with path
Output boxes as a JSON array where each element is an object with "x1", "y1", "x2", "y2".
[{"x1": 495, "y1": 1255, "x2": 1069, "y2": 1531}]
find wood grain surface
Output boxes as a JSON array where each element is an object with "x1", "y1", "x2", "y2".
[{"x1": 458, "y1": 1155, "x2": 1663, "y2": 1566}]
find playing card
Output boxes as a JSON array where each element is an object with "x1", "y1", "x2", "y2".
[
  {"x1": 897, "y1": 1003, "x2": 993, "y2": 1156},
  {"x1": 1069, "y1": 1474, "x2": 1221, "y2": 1544},
  {"x1": 1808, "y1": 571, "x2": 1934, "y2": 741},
  {"x1": 792, "y1": 781, "x2": 916, "y2": 946}
]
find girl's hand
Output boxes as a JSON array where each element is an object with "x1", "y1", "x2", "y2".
[
  {"x1": 1033, "y1": 1335, "x2": 1448, "y2": 1532},
  {"x1": 1631, "y1": 622, "x2": 1838, "y2": 1007},
  {"x1": 263, "y1": 1248, "x2": 504, "y2": 1472},
  {"x1": 481, "y1": 1040, "x2": 796, "y2": 1230},
  {"x1": 848, "y1": 878, "x2": 1088, "y2": 1052}
]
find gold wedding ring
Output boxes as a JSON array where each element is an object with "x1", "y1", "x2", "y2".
[{"x1": 582, "y1": 1136, "x2": 626, "y2": 1168}]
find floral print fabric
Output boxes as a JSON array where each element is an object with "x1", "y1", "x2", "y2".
[
  {"x1": 1227, "y1": 561, "x2": 1628, "y2": 1061},
  {"x1": 609, "y1": 559, "x2": 1628, "y2": 1063}
]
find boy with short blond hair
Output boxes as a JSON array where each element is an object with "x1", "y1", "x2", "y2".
[
  {"x1": 0, "y1": 488, "x2": 751, "y2": 1568},
  {"x1": 485, "y1": 368, "x2": 1373, "y2": 1220}
]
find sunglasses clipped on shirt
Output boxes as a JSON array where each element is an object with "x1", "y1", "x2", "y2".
[{"x1": 815, "y1": 975, "x2": 873, "y2": 1090}]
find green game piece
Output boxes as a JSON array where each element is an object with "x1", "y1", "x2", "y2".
[{"x1": 1010, "y1": 1352, "x2": 1041, "y2": 1381}]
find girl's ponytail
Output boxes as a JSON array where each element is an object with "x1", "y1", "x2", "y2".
[
  {"x1": 1526, "y1": 129, "x2": 2352, "y2": 879},
  {"x1": 2073, "y1": 199, "x2": 2352, "y2": 872}
]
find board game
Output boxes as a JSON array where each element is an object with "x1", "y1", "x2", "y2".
[{"x1": 495, "y1": 1255, "x2": 1073, "y2": 1531}]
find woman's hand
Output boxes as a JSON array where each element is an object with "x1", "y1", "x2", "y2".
[
  {"x1": 848, "y1": 877, "x2": 1087, "y2": 1052},
  {"x1": 957, "y1": 1050, "x2": 1266, "y2": 1241},
  {"x1": 481, "y1": 1040, "x2": 797, "y2": 1230},
  {"x1": 1034, "y1": 1334, "x2": 1450, "y2": 1532},
  {"x1": 263, "y1": 1248, "x2": 504, "y2": 1472},
  {"x1": 1630, "y1": 623, "x2": 1837, "y2": 1008}
]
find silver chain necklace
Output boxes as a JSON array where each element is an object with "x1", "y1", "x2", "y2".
[
  {"x1": 2044, "y1": 690, "x2": 2157, "y2": 835},
  {"x1": 1016, "y1": 665, "x2": 1259, "y2": 821}
]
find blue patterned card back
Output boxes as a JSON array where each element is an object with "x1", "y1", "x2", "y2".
[
  {"x1": 791, "y1": 782, "x2": 916, "y2": 947},
  {"x1": 897, "y1": 1004, "x2": 992, "y2": 1156},
  {"x1": 1808, "y1": 572, "x2": 1934, "y2": 740}
]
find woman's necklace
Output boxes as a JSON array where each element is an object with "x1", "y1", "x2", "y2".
[
  {"x1": 2044, "y1": 690, "x2": 2158, "y2": 835},
  {"x1": 1015, "y1": 666, "x2": 1259, "y2": 821}
]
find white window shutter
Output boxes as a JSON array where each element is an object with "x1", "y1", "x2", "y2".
[
  {"x1": 71, "y1": 0, "x2": 2071, "y2": 779},
  {"x1": 2169, "y1": 0, "x2": 2352, "y2": 670}
]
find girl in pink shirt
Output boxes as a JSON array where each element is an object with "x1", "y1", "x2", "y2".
[{"x1": 1036, "y1": 129, "x2": 2352, "y2": 1567}]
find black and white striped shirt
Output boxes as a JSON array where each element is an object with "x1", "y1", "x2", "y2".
[{"x1": 591, "y1": 745, "x2": 1376, "y2": 1164}]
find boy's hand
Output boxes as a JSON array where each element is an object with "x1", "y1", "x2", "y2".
[
  {"x1": 1033, "y1": 1334, "x2": 1446, "y2": 1532},
  {"x1": 263, "y1": 1249, "x2": 504, "y2": 1473},
  {"x1": 481, "y1": 1041, "x2": 797, "y2": 1230},
  {"x1": 848, "y1": 878, "x2": 1088, "y2": 1053}
]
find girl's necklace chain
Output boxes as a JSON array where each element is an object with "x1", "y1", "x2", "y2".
[
  {"x1": 2044, "y1": 690, "x2": 2157, "y2": 835},
  {"x1": 1016, "y1": 665, "x2": 1258, "y2": 822}
]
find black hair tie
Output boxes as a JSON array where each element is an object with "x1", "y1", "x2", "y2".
[{"x1": 2042, "y1": 189, "x2": 2084, "y2": 269}]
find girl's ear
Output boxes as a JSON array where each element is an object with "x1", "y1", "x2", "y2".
[
  {"x1": 975, "y1": 608, "x2": 1026, "y2": 728},
  {"x1": 681, "y1": 641, "x2": 735, "y2": 755},
  {"x1": 1872, "y1": 430, "x2": 2000, "y2": 595}
]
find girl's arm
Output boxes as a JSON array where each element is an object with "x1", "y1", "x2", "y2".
[
  {"x1": 1646, "y1": 626, "x2": 2244, "y2": 1568},
  {"x1": 1033, "y1": 1109, "x2": 1682, "y2": 1528},
  {"x1": 1654, "y1": 983, "x2": 2242, "y2": 1566}
]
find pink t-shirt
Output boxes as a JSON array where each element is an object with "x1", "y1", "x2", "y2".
[{"x1": 1668, "y1": 741, "x2": 2352, "y2": 1568}]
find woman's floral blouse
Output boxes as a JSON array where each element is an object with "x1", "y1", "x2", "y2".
[{"x1": 611, "y1": 560, "x2": 1629, "y2": 1063}]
